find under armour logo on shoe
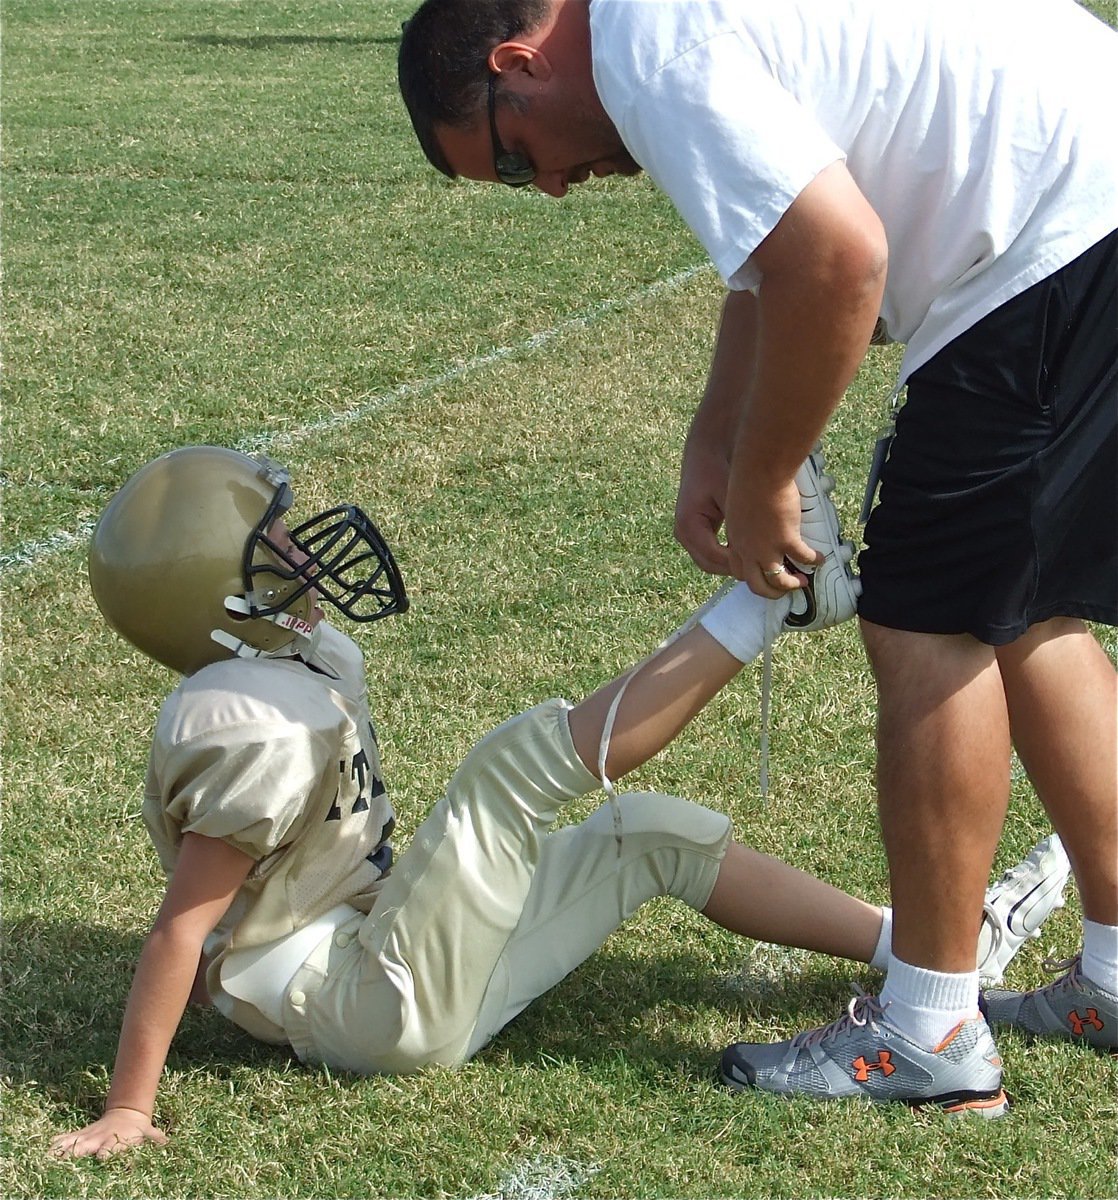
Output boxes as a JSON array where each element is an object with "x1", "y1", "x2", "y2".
[
  {"x1": 1068, "y1": 1008, "x2": 1105, "y2": 1036},
  {"x1": 852, "y1": 1051, "x2": 896, "y2": 1081}
]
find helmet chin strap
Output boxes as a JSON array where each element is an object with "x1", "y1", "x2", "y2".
[{"x1": 211, "y1": 595, "x2": 322, "y2": 661}]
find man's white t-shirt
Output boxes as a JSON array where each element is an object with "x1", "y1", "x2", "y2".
[{"x1": 590, "y1": 0, "x2": 1118, "y2": 377}]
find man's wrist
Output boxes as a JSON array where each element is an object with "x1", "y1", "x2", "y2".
[{"x1": 733, "y1": 441, "x2": 803, "y2": 490}]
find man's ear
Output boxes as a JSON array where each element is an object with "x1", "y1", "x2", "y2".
[{"x1": 487, "y1": 41, "x2": 552, "y2": 81}]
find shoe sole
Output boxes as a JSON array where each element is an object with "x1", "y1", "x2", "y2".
[
  {"x1": 785, "y1": 451, "x2": 861, "y2": 631},
  {"x1": 784, "y1": 551, "x2": 860, "y2": 630},
  {"x1": 930, "y1": 1089, "x2": 1010, "y2": 1119},
  {"x1": 719, "y1": 1065, "x2": 1009, "y2": 1117}
]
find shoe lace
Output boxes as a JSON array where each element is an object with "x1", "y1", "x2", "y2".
[
  {"x1": 795, "y1": 988, "x2": 889, "y2": 1049},
  {"x1": 988, "y1": 855, "x2": 1033, "y2": 893},
  {"x1": 979, "y1": 901, "x2": 1007, "y2": 960},
  {"x1": 1037, "y1": 953, "x2": 1082, "y2": 993},
  {"x1": 757, "y1": 597, "x2": 786, "y2": 799},
  {"x1": 977, "y1": 884, "x2": 1037, "y2": 973},
  {"x1": 980, "y1": 856, "x2": 1034, "y2": 944}
]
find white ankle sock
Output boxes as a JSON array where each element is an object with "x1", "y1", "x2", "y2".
[
  {"x1": 698, "y1": 583, "x2": 791, "y2": 664},
  {"x1": 1081, "y1": 919, "x2": 1118, "y2": 994},
  {"x1": 880, "y1": 956, "x2": 980, "y2": 1050},
  {"x1": 869, "y1": 907, "x2": 893, "y2": 971}
]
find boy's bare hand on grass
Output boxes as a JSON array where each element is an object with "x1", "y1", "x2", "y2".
[{"x1": 49, "y1": 1107, "x2": 167, "y2": 1160}]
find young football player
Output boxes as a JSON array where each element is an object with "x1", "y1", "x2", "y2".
[{"x1": 50, "y1": 445, "x2": 1067, "y2": 1157}]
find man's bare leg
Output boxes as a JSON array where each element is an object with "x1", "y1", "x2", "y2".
[
  {"x1": 997, "y1": 617, "x2": 1118, "y2": 925},
  {"x1": 862, "y1": 620, "x2": 1012, "y2": 973},
  {"x1": 980, "y1": 619, "x2": 1118, "y2": 1045},
  {"x1": 718, "y1": 619, "x2": 1017, "y2": 1110}
]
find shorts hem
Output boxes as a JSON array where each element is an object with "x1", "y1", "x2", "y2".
[{"x1": 857, "y1": 601, "x2": 1117, "y2": 646}]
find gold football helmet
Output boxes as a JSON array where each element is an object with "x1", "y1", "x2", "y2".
[{"x1": 88, "y1": 446, "x2": 408, "y2": 674}]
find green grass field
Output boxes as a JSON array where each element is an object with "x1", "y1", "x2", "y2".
[{"x1": 3, "y1": 1, "x2": 1116, "y2": 1196}]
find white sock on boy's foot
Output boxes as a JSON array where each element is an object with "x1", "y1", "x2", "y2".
[
  {"x1": 699, "y1": 583, "x2": 792, "y2": 664},
  {"x1": 870, "y1": 906, "x2": 893, "y2": 972}
]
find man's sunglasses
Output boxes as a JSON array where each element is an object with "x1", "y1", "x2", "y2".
[{"x1": 488, "y1": 73, "x2": 536, "y2": 188}]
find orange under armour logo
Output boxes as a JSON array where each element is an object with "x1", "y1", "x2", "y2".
[
  {"x1": 852, "y1": 1051, "x2": 896, "y2": 1081},
  {"x1": 1068, "y1": 1008, "x2": 1104, "y2": 1036}
]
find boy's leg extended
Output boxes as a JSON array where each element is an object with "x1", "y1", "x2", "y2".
[
  {"x1": 463, "y1": 626, "x2": 886, "y2": 1055},
  {"x1": 303, "y1": 626, "x2": 751, "y2": 1073},
  {"x1": 567, "y1": 623, "x2": 746, "y2": 782},
  {"x1": 468, "y1": 819, "x2": 888, "y2": 1057}
]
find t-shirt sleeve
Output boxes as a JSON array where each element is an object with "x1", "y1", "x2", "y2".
[
  {"x1": 604, "y1": 30, "x2": 846, "y2": 289},
  {"x1": 160, "y1": 726, "x2": 333, "y2": 862}
]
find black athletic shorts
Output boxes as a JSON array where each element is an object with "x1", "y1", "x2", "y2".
[{"x1": 858, "y1": 229, "x2": 1117, "y2": 646}]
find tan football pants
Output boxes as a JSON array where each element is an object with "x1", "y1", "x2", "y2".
[{"x1": 281, "y1": 699, "x2": 732, "y2": 1073}]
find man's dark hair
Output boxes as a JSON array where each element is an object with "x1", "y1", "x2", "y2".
[{"x1": 398, "y1": 0, "x2": 550, "y2": 178}]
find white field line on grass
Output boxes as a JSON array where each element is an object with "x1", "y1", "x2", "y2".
[
  {"x1": 471, "y1": 1154, "x2": 601, "y2": 1200},
  {"x1": 235, "y1": 262, "x2": 710, "y2": 455},
  {"x1": 2, "y1": 263, "x2": 711, "y2": 577}
]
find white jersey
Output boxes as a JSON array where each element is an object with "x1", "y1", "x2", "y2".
[
  {"x1": 590, "y1": 0, "x2": 1118, "y2": 378},
  {"x1": 143, "y1": 623, "x2": 394, "y2": 1038}
]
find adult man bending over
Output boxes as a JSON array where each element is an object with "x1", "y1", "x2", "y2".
[{"x1": 398, "y1": 0, "x2": 1118, "y2": 1107}]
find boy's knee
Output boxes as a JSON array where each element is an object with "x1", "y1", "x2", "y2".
[
  {"x1": 612, "y1": 792, "x2": 732, "y2": 854},
  {"x1": 600, "y1": 793, "x2": 732, "y2": 910}
]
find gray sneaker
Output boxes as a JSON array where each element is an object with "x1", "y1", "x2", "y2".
[
  {"x1": 976, "y1": 834, "x2": 1071, "y2": 986},
  {"x1": 721, "y1": 992, "x2": 1008, "y2": 1117},
  {"x1": 983, "y1": 956, "x2": 1118, "y2": 1051},
  {"x1": 785, "y1": 446, "x2": 861, "y2": 633}
]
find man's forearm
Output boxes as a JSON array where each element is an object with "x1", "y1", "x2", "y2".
[
  {"x1": 732, "y1": 163, "x2": 887, "y2": 487},
  {"x1": 690, "y1": 288, "x2": 760, "y2": 450}
]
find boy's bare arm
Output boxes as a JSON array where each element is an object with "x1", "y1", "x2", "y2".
[
  {"x1": 49, "y1": 832, "x2": 253, "y2": 1159},
  {"x1": 567, "y1": 624, "x2": 744, "y2": 781}
]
